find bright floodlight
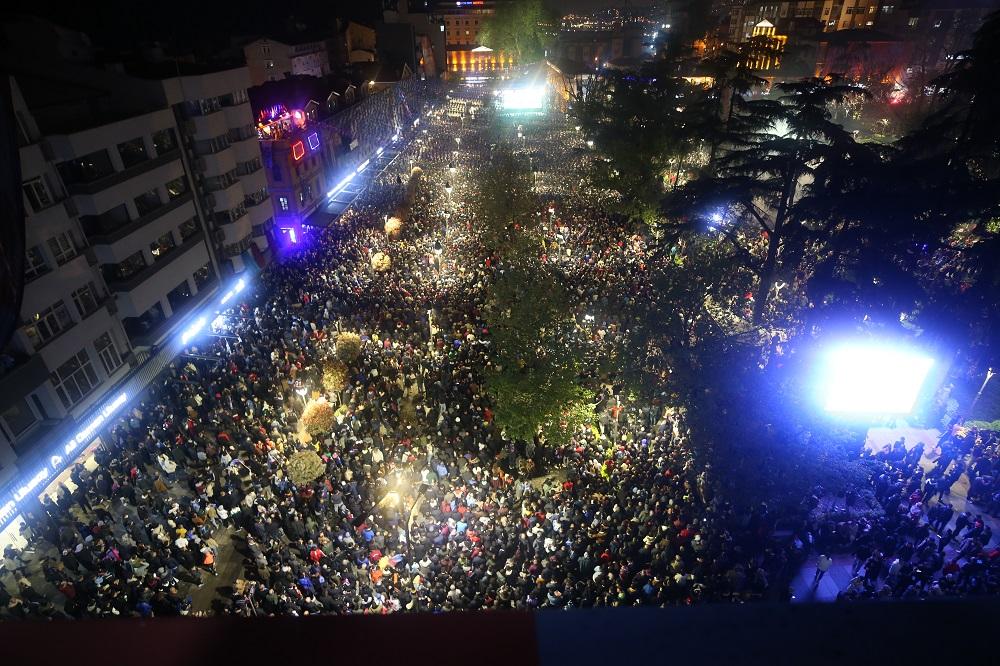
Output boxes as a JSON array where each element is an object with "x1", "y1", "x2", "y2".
[
  {"x1": 502, "y1": 86, "x2": 546, "y2": 111},
  {"x1": 821, "y1": 344, "x2": 934, "y2": 414}
]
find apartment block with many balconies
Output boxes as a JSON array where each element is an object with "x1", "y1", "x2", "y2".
[{"x1": 154, "y1": 65, "x2": 274, "y2": 274}]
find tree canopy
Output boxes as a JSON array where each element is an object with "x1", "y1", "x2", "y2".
[{"x1": 477, "y1": 0, "x2": 552, "y2": 64}]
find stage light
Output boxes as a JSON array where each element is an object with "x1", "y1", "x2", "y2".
[
  {"x1": 820, "y1": 343, "x2": 934, "y2": 414},
  {"x1": 502, "y1": 86, "x2": 546, "y2": 111}
]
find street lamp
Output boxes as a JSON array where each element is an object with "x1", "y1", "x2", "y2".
[
  {"x1": 455, "y1": 136, "x2": 461, "y2": 148},
  {"x1": 294, "y1": 380, "x2": 308, "y2": 406},
  {"x1": 449, "y1": 162, "x2": 456, "y2": 176},
  {"x1": 384, "y1": 481, "x2": 428, "y2": 563},
  {"x1": 587, "y1": 139, "x2": 594, "y2": 149},
  {"x1": 444, "y1": 181, "x2": 452, "y2": 201},
  {"x1": 969, "y1": 367, "x2": 996, "y2": 418}
]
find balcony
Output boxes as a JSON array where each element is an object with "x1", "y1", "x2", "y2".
[
  {"x1": 239, "y1": 166, "x2": 268, "y2": 193},
  {"x1": 206, "y1": 179, "x2": 245, "y2": 212},
  {"x1": 195, "y1": 148, "x2": 237, "y2": 177},
  {"x1": 223, "y1": 102, "x2": 253, "y2": 128},
  {"x1": 65, "y1": 148, "x2": 181, "y2": 196},
  {"x1": 186, "y1": 110, "x2": 229, "y2": 139},
  {"x1": 126, "y1": 275, "x2": 216, "y2": 349},
  {"x1": 231, "y1": 134, "x2": 261, "y2": 163},
  {"x1": 104, "y1": 231, "x2": 205, "y2": 293},
  {"x1": 85, "y1": 192, "x2": 194, "y2": 246}
]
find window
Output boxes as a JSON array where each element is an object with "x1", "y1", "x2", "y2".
[
  {"x1": 165, "y1": 176, "x2": 188, "y2": 199},
  {"x1": 25, "y1": 245, "x2": 49, "y2": 281},
  {"x1": 152, "y1": 128, "x2": 177, "y2": 155},
  {"x1": 213, "y1": 204, "x2": 247, "y2": 225},
  {"x1": 195, "y1": 135, "x2": 230, "y2": 155},
  {"x1": 167, "y1": 280, "x2": 192, "y2": 312},
  {"x1": 222, "y1": 89, "x2": 248, "y2": 106},
  {"x1": 47, "y1": 231, "x2": 78, "y2": 265},
  {"x1": 24, "y1": 300, "x2": 74, "y2": 349},
  {"x1": 278, "y1": 196, "x2": 289, "y2": 211},
  {"x1": 908, "y1": 17, "x2": 919, "y2": 26},
  {"x1": 134, "y1": 189, "x2": 162, "y2": 216},
  {"x1": 182, "y1": 97, "x2": 222, "y2": 117},
  {"x1": 238, "y1": 157, "x2": 262, "y2": 175},
  {"x1": 56, "y1": 149, "x2": 115, "y2": 185},
  {"x1": 94, "y1": 332, "x2": 122, "y2": 375},
  {"x1": 1, "y1": 398, "x2": 38, "y2": 438},
  {"x1": 179, "y1": 218, "x2": 200, "y2": 241},
  {"x1": 245, "y1": 187, "x2": 268, "y2": 207},
  {"x1": 193, "y1": 262, "x2": 215, "y2": 289},
  {"x1": 262, "y1": 45, "x2": 270, "y2": 57},
  {"x1": 102, "y1": 250, "x2": 147, "y2": 283},
  {"x1": 50, "y1": 349, "x2": 100, "y2": 409},
  {"x1": 23, "y1": 177, "x2": 53, "y2": 212},
  {"x1": 72, "y1": 282, "x2": 101, "y2": 318},
  {"x1": 149, "y1": 232, "x2": 177, "y2": 261},
  {"x1": 80, "y1": 204, "x2": 131, "y2": 237},
  {"x1": 882, "y1": 5, "x2": 894, "y2": 13},
  {"x1": 117, "y1": 137, "x2": 148, "y2": 168}
]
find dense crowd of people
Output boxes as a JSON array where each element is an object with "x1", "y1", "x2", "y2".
[
  {"x1": 2, "y1": 78, "x2": 996, "y2": 621},
  {"x1": 801, "y1": 429, "x2": 1000, "y2": 601},
  {"x1": 0, "y1": 83, "x2": 777, "y2": 619}
]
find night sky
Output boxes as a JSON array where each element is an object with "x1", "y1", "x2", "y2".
[{"x1": 21, "y1": 0, "x2": 653, "y2": 56}]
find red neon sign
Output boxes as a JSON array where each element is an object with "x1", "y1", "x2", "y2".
[{"x1": 292, "y1": 140, "x2": 305, "y2": 161}]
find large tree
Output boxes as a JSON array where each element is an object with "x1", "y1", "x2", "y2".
[
  {"x1": 477, "y1": 0, "x2": 552, "y2": 64},
  {"x1": 663, "y1": 77, "x2": 870, "y2": 327},
  {"x1": 485, "y1": 261, "x2": 594, "y2": 447},
  {"x1": 470, "y1": 146, "x2": 537, "y2": 258},
  {"x1": 573, "y1": 70, "x2": 700, "y2": 224}
]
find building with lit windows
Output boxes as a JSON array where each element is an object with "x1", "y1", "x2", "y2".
[
  {"x1": 243, "y1": 36, "x2": 335, "y2": 87},
  {"x1": 255, "y1": 104, "x2": 338, "y2": 246},
  {"x1": 0, "y1": 73, "x2": 217, "y2": 487},
  {"x1": 745, "y1": 19, "x2": 789, "y2": 69},
  {"x1": 155, "y1": 65, "x2": 273, "y2": 274},
  {"x1": 434, "y1": 0, "x2": 516, "y2": 74},
  {"x1": 0, "y1": 39, "x2": 271, "y2": 495}
]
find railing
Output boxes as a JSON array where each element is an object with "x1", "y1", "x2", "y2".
[
  {"x1": 85, "y1": 192, "x2": 193, "y2": 246},
  {"x1": 104, "y1": 231, "x2": 206, "y2": 293},
  {"x1": 65, "y1": 149, "x2": 181, "y2": 196}
]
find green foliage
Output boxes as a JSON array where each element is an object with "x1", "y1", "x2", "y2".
[
  {"x1": 478, "y1": 0, "x2": 552, "y2": 64},
  {"x1": 964, "y1": 419, "x2": 1000, "y2": 431},
  {"x1": 573, "y1": 72, "x2": 699, "y2": 224},
  {"x1": 286, "y1": 449, "x2": 326, "y2": 486},
  {"x1": 301, "y1": 398, "x2": 336, "y2": 437},
  {"x1": 485, "y1": 260, "x2": 594, "y2": 447},
  {"x1": 335, "y1": 332, "x2": 363, "y2": 364},
  {"x1": 488, "y1": 363, "x2": 595, "y2": 446},
  {"x1": 472, "y1": 147, "x2": 538, "y2": 257},
  {"x1": 662, "y1": 77, "x2": 871, "y2": 326}
]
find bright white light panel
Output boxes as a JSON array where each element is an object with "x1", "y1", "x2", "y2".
[
  {"x1": 502, "y1": 86, "x2": 546, "y2": 111},
  {"x1": 822, "y1": 344, "x2": 934, "y2": 414}
]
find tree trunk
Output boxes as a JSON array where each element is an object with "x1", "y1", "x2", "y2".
[{"x1": 752, "y1": 164, "x2": 796, "y2": 325}]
